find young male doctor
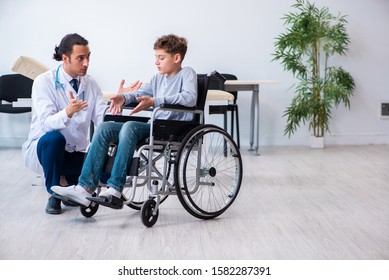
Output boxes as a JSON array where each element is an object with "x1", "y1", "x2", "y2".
[{"x1": 22, "y1": 33, "x2": 140, "y2": 214}]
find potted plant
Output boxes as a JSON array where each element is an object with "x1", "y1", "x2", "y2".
[{"x1": 273, "y1": 0, "x2": 355, "y2": 147}]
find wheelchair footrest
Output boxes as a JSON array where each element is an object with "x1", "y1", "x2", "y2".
[
  {"x1": 52, "y1": 193, "x2": 87, "y2": 208},
  {"x1": 87, "y1": 195, "x2": 123, "y2": 210}
]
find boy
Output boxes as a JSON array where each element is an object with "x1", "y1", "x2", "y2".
[{"x1": 52, "y1": 34, "x2": 197, "y2": 209}]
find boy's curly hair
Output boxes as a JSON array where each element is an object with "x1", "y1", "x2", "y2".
[{"x1": 154, "y1": 34, "x2": 188, "y2": 60}]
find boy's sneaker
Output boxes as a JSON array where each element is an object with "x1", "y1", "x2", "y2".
[
  {"x1": 88, "y1": 187, "x2": 123, "y2": 209},
  {"x1": 99, "y1": 187, "x2": 121, "y2": 198},
  {"x1": 51, "y1": 185, "x2": 90, "y2": 207}
]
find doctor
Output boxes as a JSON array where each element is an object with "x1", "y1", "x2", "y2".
[{"x1": 22, "y1": 33, "x2": 140, "y2": 215}]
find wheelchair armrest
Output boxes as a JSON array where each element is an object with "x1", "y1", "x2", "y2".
[
  {"x1": 108, "y1": 101, "x2": 195, "y2": 113},
  {"x1": 123, "y1": 102, "x2": 141, "y2": 109},
  {"x1": 105, "y1": 101, "x2": 153, "y2": 115},
  {"x1": 106, "y1": 101, "x2": 141, "y2": 108},
  {"x1": 103, "y1": 101, "x2": 152, "y2": 123},
  {"x1": 160, "y1": 103, "x2": 197, "y2": 111},
  {"x1": 123, "y1": 102, "x2": 154, "y2": 113}
]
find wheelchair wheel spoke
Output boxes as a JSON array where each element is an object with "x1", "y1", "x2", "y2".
[{"x1": 175, "y1": 124, "x2": 242, "y2": 220}]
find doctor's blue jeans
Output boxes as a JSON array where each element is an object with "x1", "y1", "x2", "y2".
[{"x1": 78, "y1": 121, "x2": 150, "y2": 193}]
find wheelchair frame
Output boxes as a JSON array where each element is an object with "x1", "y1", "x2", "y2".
[{"x1": 80, "y1": 72, "x2": 243, "y2": 227}]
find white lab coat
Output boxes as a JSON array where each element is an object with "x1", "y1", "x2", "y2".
[{"x1": 22, "y1": 65, "x2": 108, "y2": 174}]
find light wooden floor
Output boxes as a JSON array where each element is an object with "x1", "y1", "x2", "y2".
[{"x1": 0, "y1": 145, "x2": 388, "y2": 260}]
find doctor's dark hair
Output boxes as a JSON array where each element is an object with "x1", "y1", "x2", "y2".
[
  {"x1": 52, "y1": 33, "x2": 88, "y2": 61},
  {"x1": 154, "y1": 34, "x2": 188, "y2": 60}
]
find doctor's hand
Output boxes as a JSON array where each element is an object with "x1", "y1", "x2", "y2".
[
  {"x1": 130, "y1": 96, "x2": 154, "y2": 115},
  {"x1": 66, "y1": 91, "x2": 88, "y2": 118}
]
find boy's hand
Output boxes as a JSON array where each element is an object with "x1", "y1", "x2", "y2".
[
  {"x1": 109, "y1": 80, "x2": 142, "y2": 115},
  {"x1": 130, "y1": 96, "x2": 154, "y2": 115},
  {"x1": 109, "y1": 94, "x2": 125, "y2": 115}
]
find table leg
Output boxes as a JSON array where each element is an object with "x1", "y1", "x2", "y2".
[
  {"x1": 249, "y1": 92, "x2": 255, "y2": 151},
  {"x1": 254, "y1": 86, "x2": 260, "y2": 155}
]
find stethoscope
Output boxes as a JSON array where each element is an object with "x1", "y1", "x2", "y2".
[{"x1": 54, "y1": 65, "x2": 85, "y2": 101}]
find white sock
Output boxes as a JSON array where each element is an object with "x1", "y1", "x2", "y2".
[{"x1": 106, "y1": 187, "x2": 121, "y2": 198}]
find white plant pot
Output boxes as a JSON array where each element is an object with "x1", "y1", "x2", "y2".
[{"x1": 311, "y1": 135, "x2": 324, "y2": 149}]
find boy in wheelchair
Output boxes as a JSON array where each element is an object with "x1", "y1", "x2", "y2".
[{"x1": 52, "y1": 34, "x2": 197, "y2": 209}]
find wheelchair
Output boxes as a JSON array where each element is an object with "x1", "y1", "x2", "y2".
[{"x1": 78, "y1": 72, "x2": 243, "y2": 227}]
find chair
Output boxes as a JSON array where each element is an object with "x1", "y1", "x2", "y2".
[
  {"x1": 198, "y1": 73, "x2": 240, "y2": 148},
  {"x1": 0, "y1": 74, "x2": 33, "y2": 114}
]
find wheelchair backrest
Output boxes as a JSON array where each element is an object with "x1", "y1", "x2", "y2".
[
  {"x1": 151, "y1": 73, "x2": 212, "y2": 142},
  {"x1": 196, "y1": 73, "x2": 211, "y2": 113}
]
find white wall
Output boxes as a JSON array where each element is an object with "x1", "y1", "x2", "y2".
[{"x1": 1, "y1": 0, "x2": 388, "y2": 147}]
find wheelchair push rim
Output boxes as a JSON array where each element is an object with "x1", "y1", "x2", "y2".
[{"x1": 174, "y1": 124, "x2": 242, "y2": 220}]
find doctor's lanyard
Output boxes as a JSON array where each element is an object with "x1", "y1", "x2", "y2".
[{"x1": 54, "y1": 64, "x2": 85, "y2": 101}]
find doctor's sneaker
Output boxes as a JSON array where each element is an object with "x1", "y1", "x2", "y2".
[{"x1": 51, "y1": 185, "x2": 91, "y2": 207}]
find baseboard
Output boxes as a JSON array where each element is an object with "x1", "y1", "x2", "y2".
[
  {"x1": 324, "y1": 134, "x2": 389, "y2": 145},
  {"x1": 258, "y1": 134, "x2": 389, "y2": 146},
  {"x1": 1, "y1": 134, "x2": 388, "y2": 149}
]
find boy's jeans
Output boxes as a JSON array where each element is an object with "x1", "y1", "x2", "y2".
[{"x1": 79, "y1": 121, "x2": 150, "y2": 193}]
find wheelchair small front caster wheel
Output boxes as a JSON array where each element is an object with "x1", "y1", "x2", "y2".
[
  {"x1": 80, "y1": 193, "x2": 99, "y2": 218},
  {"x1": 141, "y1": 199, "x2": 159, "y2": 227}
]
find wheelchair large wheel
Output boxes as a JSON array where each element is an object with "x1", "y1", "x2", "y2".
[
  {"x1": 174, "y1": 124, "x2": 242, "y2": 220},
  {"x1": 124, "y1": 150, "x2": 171, "y2": 210}
]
